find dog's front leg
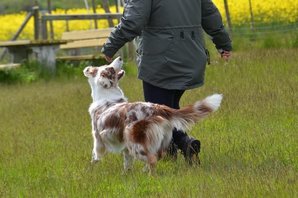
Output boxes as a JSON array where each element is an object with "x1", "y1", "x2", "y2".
[
  {"x1": 123, "y1": 148, "x2": 134, "y2": 172},
  {"x1": 91, "y1": 130, "x2": 105, "y2": 163}
]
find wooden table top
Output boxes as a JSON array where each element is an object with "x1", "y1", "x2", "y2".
[{"x1": 0, "y1": 40, "x2": 67, "y2": 47}]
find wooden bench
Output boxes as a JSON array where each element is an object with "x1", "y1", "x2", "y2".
[
  {"x1": 0, "y1": 40, "x2": 66, "y2": 71},
  {"x1": 57, "y1": 28, "x2": 115, "y2": 61}
]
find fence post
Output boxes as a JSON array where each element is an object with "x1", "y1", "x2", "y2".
[
  {"x1": 41, "y1": 13, "x2": 48, "y2": 40},
  {"x1": 92, "y1": 0, "x2": 98, "y2": 29},
  {"x1": 65, "y1": 9, "x2": 70, "y2": 32},
  {"x1": 115, "y1": 0, "x2": 121, "y2": 23},
  {"x1": 47, "y1": 0, "x2": 54, "y2": 40},
  {"x1": 102, "y1": 0, "x2": 114, "y2": 27},
  {"x1": 223, "y1": 0, "x2": 232, "y2": 34},
  {"x1": 64, "y1": 9, "x2": 69, "y2": 32},
  {"x1": 248, "y1": 0, "x2": 255, "y2": 32},
  {"x1": 33, "y1": 6, "x2": 40, "y2": 40}
]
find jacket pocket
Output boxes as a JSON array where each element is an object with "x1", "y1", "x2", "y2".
[
  {"x1": 142, "y1": 30, "x2": 174, "y2": 55},
  {"x1": 162, "y1": 32, "x2": 207, "y2": 86}
]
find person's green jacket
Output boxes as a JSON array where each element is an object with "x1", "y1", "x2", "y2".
[{"x1": 102, "y1": 0, "x2": 232, "y2": 90}]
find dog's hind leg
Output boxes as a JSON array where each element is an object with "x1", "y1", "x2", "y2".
[
  {"x1": 147, "y1": 153, "x2": 157, "y2": 176},
  {"x1": 123, "y1": 148, "x2": 134, "y2": 172}
]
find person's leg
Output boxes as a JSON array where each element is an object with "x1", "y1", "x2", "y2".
[
  {"x1": 171, "y1": 89, "x2": 201, "y2": 165},
  {"x1": 143, "y1": 81, "x2": 200, "y2": 164},
  {"x1": 171, "y1": 90, "x2": 191, "y2": 149},
  {"x1": 143, "y1": 81, "x2": 180, "y2": 107},
  {"x1": 143, "y1": 81, "x2": 180, "y2": 159}
]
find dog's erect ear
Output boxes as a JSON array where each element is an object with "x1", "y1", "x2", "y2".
[
  {"x1": 83, "y1": 66, "x2": 98, "y2": 77},
  {"x1": 117, "y1": 70, "x2": 125, "y2": 81}
]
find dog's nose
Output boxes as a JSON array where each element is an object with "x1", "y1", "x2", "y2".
[{"x1": 119, "y1": 57, "x2": 122, "y2": 61}]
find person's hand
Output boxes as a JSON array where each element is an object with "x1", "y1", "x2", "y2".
[
  {"x1": 104, "y1": 55, "x2": 113, "y2": 63},
  {"x1": 220, "y1": 50, "x2": 231, "y2": 61}
]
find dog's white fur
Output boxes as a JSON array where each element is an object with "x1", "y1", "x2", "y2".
[{"x1": 84, "y1": 57, "x2": 223, "y2": 174}]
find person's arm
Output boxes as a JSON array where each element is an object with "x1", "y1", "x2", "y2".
[
  {"x1": 102, "y1": 0, "x2": 152, "y2": 61},
  {"x1": 201, "y1": 0, "x2": 232, "y2": 59}
]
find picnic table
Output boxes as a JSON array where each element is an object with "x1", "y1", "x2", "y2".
[
  {"x1": 57, "y1": 28, "x2": 113, "y2": 61},
  {"x1": 0, "y1": 40, "x2": 66, "y2": 71}
]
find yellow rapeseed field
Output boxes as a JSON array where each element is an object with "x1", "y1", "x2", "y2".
[
  {"x1": 0, "y1": 0, "x2": 297, "y2": 41},
  {"x1": 213, "y1": 0, "x2": 298, "y2": 24},
  {"x1": 0, "y1": 6, "x2": 120, "y2": 41}
]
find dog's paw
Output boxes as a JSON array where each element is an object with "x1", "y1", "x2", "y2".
[
  {"x1": 142, "y1": 164, "x2": 149, "y2": 173},
  {"x1": 121, "y1": 168, "x2": 132, "y2": 175},
  {"x1": 91, "y1": 158, "x2": 99, "y2": 164},
  {"x1": 91, "y1": 152, "x2": 100, "y2": 164}
]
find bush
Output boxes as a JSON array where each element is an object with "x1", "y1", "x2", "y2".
[
  {"x1": 0, "y1": 61, "x2": 41, "y2": 84},
  {"x1": 0, "y1": 57, "x2": 111, "y2": 83},
  {"x1": 56, "y1": 59, "x2": 106, "y2": 78}
]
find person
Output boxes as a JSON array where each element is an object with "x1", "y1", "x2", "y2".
[{"x1": 101, "y1": 0, "x2": 232, "y2": 164}]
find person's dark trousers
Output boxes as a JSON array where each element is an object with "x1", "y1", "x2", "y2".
[{"x1": 142, "y1": 81, "x2": 189, "y2": 150}]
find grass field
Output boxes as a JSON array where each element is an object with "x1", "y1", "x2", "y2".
[{"x1": 0, "y1": 48, "x2": 297, "y2": 197}]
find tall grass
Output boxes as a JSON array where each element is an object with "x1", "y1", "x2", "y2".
[{"x1": 0, "y1": 48, "x2": 297, "y2": 197}]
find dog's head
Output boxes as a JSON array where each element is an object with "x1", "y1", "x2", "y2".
[
  {"x1": 83, "y1": 57, "x2": 125, "y2": 102},
  {"x1": 83, "y1": 57, "x2": 125, "y2": 89}
]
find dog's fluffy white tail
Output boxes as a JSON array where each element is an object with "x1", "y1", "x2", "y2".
[
  {"x1": 170, "y1": 94, "x2": 223, "y2": 131},
  {"x1": 197, "y1": 93, "x2": 223, "y2": 112}
]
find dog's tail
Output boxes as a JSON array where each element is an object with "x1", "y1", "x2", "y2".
[{"x1": 170, "y1": 94, "x2": 223, "y2": 131}]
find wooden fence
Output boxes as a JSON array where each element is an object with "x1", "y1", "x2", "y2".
[
  {"x1": 39, "y1": 12, "x2": 122, "y2": 40},
  {"x1": 0, "y1": 6, "x2": 122, "y2": 61}
]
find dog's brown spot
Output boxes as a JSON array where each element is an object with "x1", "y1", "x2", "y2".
[
  {"x1": 140, "y1": 150, "x2": 147, "y2": 156},
  {"x1": 104, "y1": 114, "x2": 121, "y2": 128},
  {"x1": 152, "y1": 104, "x2": 174, "y2": 120},
  {"x1": 128, "y1": 111, "x2": 138, "y2": 122},
  {"x1": 127, "y1": 103, "x2": 140, "y2": 111},
  {"x1": 106, "y1": 67, "x2": 116, "y2": 75},
  {"x1": 99, "y1": 67, "x2": 119, "y2": 88},
  {"x1": 141, "y1": 106, "x2": 151, "y2": 117},
  {"x1": 93, "y1": 101, "x2": 114, "y2": 117},
  {"x1": 100, "y1": 67, "x2": 116, "y2": 80},
  {"x1": 104, "y1": 114, "x2": 125, "y2": 141},
  {"x1": 86, "y1": 67, "x2": 98, "y2": 77},
  {"x1": 157, "y1": 149, "x2": 164, "y2": 160},
  {"x1": 92, "y1": 104, "x2": 110, "y2": 132},
  {"x1": 174, "y1": 105, "x2": 199, "y2": 122},
  {"x1": 130, "y1": 120, "x2": 150, "y2": 144},
  {"x1": 177, "y1": 105, "x2": 194, "y2": 114},
  {"x1": 100, "y1": 72, "x2": 107, "y2": 78},
  {"x1": 197, "y1": 103, "x2": 213, "y2": 113}
]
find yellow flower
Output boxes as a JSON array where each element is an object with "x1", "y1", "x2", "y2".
[{"x1": 0, "y1": 2, "x2": 297, "y2": 41}]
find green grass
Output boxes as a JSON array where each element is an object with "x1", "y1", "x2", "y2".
[
  {"x1": 0, "y1": 48, "x2": 297, "y2": 197},
  {"x1": 231, "y1": 31, "x2": 298, "y2": 50}
]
